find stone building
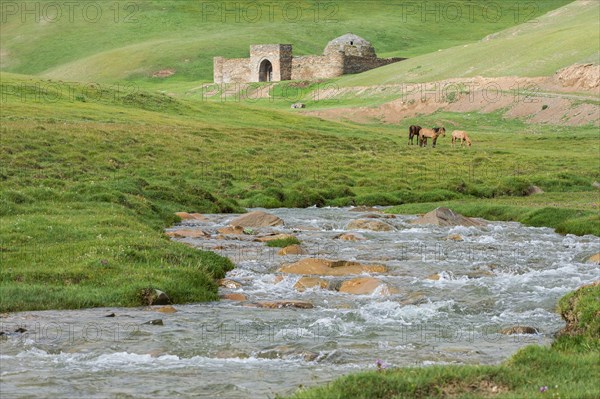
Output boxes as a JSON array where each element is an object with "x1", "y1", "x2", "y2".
[{"x1": 213, "y1": 33, "x2": 406, "y2": 83}]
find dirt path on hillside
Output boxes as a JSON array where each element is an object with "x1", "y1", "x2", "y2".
[{"x1": 305, "y1": 64, "x2": 599, "y2": 126}]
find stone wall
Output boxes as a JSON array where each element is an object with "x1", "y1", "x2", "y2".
[
  {"x1": 214, "y1": 57, "x2": 250, "y2": 83},
  {"x1": 249, "y1": 44, "x2": 292, "y2": 82},
  {"x1": 214, "y1": 44, "x2": 407, "y2": 83},
  {"x1": 291, "y1": 53, "x2": 345, "y2": 80},
  {"x1": 343, "y1": 56, "x2": 407, "y2": 75}
]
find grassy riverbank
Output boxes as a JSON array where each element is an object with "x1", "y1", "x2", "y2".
[
  {"x1": 283, "y1": 283, "x2": 600, "y2": 399},
  {"x1": 386, "y1": 195, "x2": 600, "y2": 237}
]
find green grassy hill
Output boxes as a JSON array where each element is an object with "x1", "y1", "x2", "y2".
[
  {"x1": 338, "y1": 0, "x2": 599, "y2": 85},
  {"x1": 0, "y1": 0, "x2": 571, "y2": 84}
]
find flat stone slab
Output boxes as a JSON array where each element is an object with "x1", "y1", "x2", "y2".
[
  {"x1": 346, "y1": 219, "x2": 394, "y2": 231},
  {"x1": 229, "y1": 211, "x2": 284, "y2": 227},
  {"x1": 278, "y1": 258, "x2": 387, "y2": 276}
]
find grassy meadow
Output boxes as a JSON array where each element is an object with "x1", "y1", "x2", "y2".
[{"x1": 1, "y1": 72, "x2": 598, "y2": 312}]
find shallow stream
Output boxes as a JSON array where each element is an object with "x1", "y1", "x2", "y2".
[{"x1": 1, "y1": 207, "x2": 598, "y2": 398}]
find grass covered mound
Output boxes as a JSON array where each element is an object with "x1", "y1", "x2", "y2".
[
  {"x1": 555, "y1": 281, "x2": 600, "y2": 349},
  {"x1": 283, "y1": 282, "x2": 600, "y2": 399}
]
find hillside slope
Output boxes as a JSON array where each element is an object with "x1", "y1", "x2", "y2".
[
  {"x1": 0, "y1": 0, "x2": 571, "y2": 83},
  {"x1": 337, "y1": 0, "x2": 599, "y2": 86}
]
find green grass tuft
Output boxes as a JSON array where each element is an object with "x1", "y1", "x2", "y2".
[{"x1": 265, "y1": 237, "x2": 301, "y2": 248}]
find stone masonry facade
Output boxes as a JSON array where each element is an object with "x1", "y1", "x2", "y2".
[{"x1": 213, "y1": 34, "x2": 406, "y2": 83}]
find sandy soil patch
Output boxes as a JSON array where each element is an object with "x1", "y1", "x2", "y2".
[{"x1": 305, "y1": 65, "x2": 599, "y2": 126}]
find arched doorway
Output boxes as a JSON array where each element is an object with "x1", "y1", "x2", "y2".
[{"x1": 258, "y1": 59, "x2": 273, "y2": 82}]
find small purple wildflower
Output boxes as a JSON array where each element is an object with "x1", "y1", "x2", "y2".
[
  {"x1": 540, "y1": 386, "x2": 548, "y2": 393},
  {"x1": 375, "y1": 359, "x2": 387, "y2": 371}
]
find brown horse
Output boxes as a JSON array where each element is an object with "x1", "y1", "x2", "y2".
[
  {"x1": 408, "y1": 125, "x2": 422, "y2": 145},
  {"x1": 419, "y1": 127, "x2": 446, "y2": 147},
  {"x1": 451, "y1": 130, "x2": 472, "y2": 147}
]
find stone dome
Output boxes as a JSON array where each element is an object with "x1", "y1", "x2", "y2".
[{"x1": 324, "y1": 33, "x2": 376, "y2": 58}]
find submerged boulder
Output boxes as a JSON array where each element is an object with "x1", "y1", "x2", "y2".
[
  {"x1": 217, "y1": 225, "x2": 245, "y2": 235},
  {"x1": 335, "y1": 233, "x2": 366, "y2": 241},
  {"x1": 220, "y1": 293, "x2": 247, "y2": 301},
  {"x1": 500, "y1": 326, "x2": 539, "y2": 335},
  {"x1": 155, "y1": 305, "x2": 177, "y2": 314},
  {"x1": 165, "y1": 229, "x2": 210, "y2": 238},
  {"x1": 294, "y1": 277, "x2": 329, "y2": 292},
  {"x1": 217, "y1": 278, "x2": 243, "y2": 289},
  {"x1": 586, "y1": 253, "x2": 600, "y2": 264},
  {"x1": 143, "y1": 319, "x2": 164, "y2": 326},
  {"x1": 346, "y1": 219, "x2": 394, "y2": 231},
  {"x1": 175, "y1": 212, "x2": 207, "y2": 221},
  {"x1": 338, "y1": 277, "x2": 397, "y2": 295},
  {"x1": 278, "y1": 258, "x2": 387, "y2": 276},
  {"x1": 278, "y1": 245, "x2": 307, "y2": 255},
  {"x1": 446, "y1": 234, "x2": 464, "y2": 241},
  {"x1": 256, "y1": 345, "x2": 318, "y2": 361},
  {"x1": 229, "y1": 211, "x2": 284, "y2": 227},
  {"x1": 411, "y1": 207, "x2": 485, "y2": 227}
]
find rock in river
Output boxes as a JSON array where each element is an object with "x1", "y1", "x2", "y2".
[
  {"x1": 278, "y1": 258, "x2": 387, "y2": 276},
  {"x1": 141, "y1": 289, "x2": 171, "y2": 306},
  {"x1": 412, "y1": 207, "x2": 486, "y2": 227},
  {"x1": 217, "y1": 225, "x2": 245, "y2": 235},
  {"x1": 165, "y1": 229, "x2": 210, "y2": 238},
  {"x1": 338, "y1": 277, "x2": 398, "y2": 295},
  {"x1": 220, "y1": 293, "x2": 247, "y2": 301},
  {"x1": 500, "y1": 326, "x2": 539, "y2": 335},
  {"x1": 155, "y1": 305, "x2": 177, "y2": 314},
  {"x1": 294, "y1": 277, "x2": 329, "y2": 292},
  {"x1": 586, "y1": 253, "x2": 600, "y2": 264},
  {"x1": 229, "y1": 211, "x2": 284, "y2": 227},
  {"x1": 278, "y1": 245, "x2": 307, "y2": 255},
  {"x1": 218, "y1": 278, "x2": 243, "y2": 289},
  {"x1": 175, "y1": 212, "x2": 207, "y2": 221},
  {"x1": 335, "y1": 233, "x2": 366, "y2": 241},
  {"x1": 346, "y1": 219, "x2": 394, "y2": 231}
]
